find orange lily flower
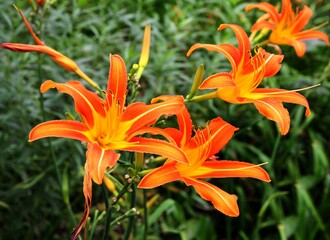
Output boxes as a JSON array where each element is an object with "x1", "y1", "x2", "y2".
[
  {"x1": 139, "y1": 107, "x2": 270, "y2": 216},
  {"x1": 187, "y1": 24, "x2": 311, "y2": 135},
  {"x1": 246, "y1": 0, "x2": 329, "y2": 57},
  {"x1": 29, "y1": 54, "x2": 188, "y2": 239},
  {"x1": 0, "y1": 6, "x2": 98, "y2": 89}
]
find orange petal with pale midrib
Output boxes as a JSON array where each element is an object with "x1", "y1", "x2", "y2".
[
  {"x1": 107, "y1": 54, "x2": 127, "y2": 108},
  {"x1": 29, "y1": 120, "x2": 89, "y2": 142},
  {"x1": 71, "y1": 163, "x2": 92, "y2": 240},
  {"x1": 40, "y1": 80, "x2": 105, "y2": 128},
  {"x1": 138, "y1": 162, "x2": 182, "y2": 188},
  {"x1": 218, "y1": 24, "x2": 251, "y2": 61},
  {"x1": 190, "y1": 160, "x2": 270, "y2": 182},
  {"x1": 126, "y1": 137, "x2": 188, "y2": 164},
  {"x1": 86, "y1": 143, "x2": 120, "y2": 185},
  {"x1": 123, "y1": 96, "x2": 185, "y2": 136},
  {"x1": 245, "y1": 2, "x2": 280, "y2": 24},
  {"x1": 252, "y1": 98, "x2": 290, "y2": 135},
  {"x1": 252, "y1": 88, "x2": 311, "y2": 116},
  {"x1": 183, "y1": 177, "x2": 239, "y2": 217},
  {"x1": 187, "y1": 43, "x2": 238, "y2": 71},
  {"x1": 200, "y1": 72, "x2": 234, "y2": 89}
]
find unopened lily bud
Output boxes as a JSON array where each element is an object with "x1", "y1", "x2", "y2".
[
  {"x1": 136, "y1": 24, "x2": 151, "y2": 79},
  {"x1": 186, "y1": 64, "x2": 204, "y2": 100}
]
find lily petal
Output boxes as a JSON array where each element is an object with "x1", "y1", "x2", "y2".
[
  {"x1": 291, "y1": 40, "x2": 307, "y2": 57},
  {"x1": 71, "y1": 162, "x2": 92, "y2": 240},
  {"x1": 86, "y1": 143, "x2": 120, "y2": 184},
  {"x1": 14, "y1": 5, "x2": 44, "y2": 45},
  {"x1": 138, "y1": 162, "x2": 182, "y2": 188},
  {"x1": 151, "y1": 95, "x2": 184, "y2": 104},
  {"x1": 281, "y1": 0, "x2": 292, "y2": 26},
  {"x1": 126, "y1": 137, "x2": 189, "y2": 164},
  {"x1": 236, "y1": 49, "x2": 281, "y2": 93},
  {"x1": 132, "y1": 126, "x2": 178, "y2": 145},
  {"x1": 187, "y1": 43, "x2": 238, "y2": 72},
  {"x1": 176, "y1": 107, "x2": 193, "y2": 147},
  {"x1": 218, "y1": 24, "x2": 251, "y2": 61},
  {"x1": 190, "y1": 160, "x2": 270, "y2": 182},
  {"x1": 245, "y1": 2, "x2": 279, "y2": 24},
  {"x1": 250, "y1": 20, "x2": 276, "y2": 32},
  {"x1": 263, "y1": 52, "x2": 284, "y2": 77},
  {"x1": 107, "y1": 54, "x2": 127, "y2": 108},
  {"x1": 252, "y1": 98, "x2": 290, "y2": 135},
  {"x1": 183, "y1": 178, "x2": 239, "y2": 217},
  {"x1": 200, "y1": 117, "x2": 238, "y2": 158},
  {"x1": 181, "y1": 118, "x2": 237, "y2": 169},
  {"x1": 41, "y1": 80, "x2": 105, "y2": 127},
  {"x1": 29, "y1": 120, "x2": 89, "y2": 142},
  {"x1": 149, "y1": 96, "x2": 191, "y2": 147},
  {"x1": 123, "y1": 96, "x2": 184, "y2": 136},
  {"x1": 252, "y1": 88, "x2": 311, "y2": 116},
  {"x1": 162, "y1": 128, "x2": 183, "y2": 146},
  {"x1": 295, "y1": 29, "x2": 329, "y2": 44},
  {"x1": 152, "y1": 106, "x2": 193, "y2": 147},
  {"x1": 290, "y1": 6, "x2": 312, "y2": 32},
  {"x1": 199, "y1": 72, "x2": 234, "y2": 89}
]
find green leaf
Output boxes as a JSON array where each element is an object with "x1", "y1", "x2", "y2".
[
  {"x1": 296, "y1": 183, "x2": 325, "y2": 230},
  {"x1": 62, "y1": 167, "x2": 69, "y2": 205},
  {"x1": 148, "y1": 198, "x2": 175, "y2": 226},
  {"x1": 0, "y1": 201, "x2": 10, "y2": 209},
  {"x1": 14, "y1": 172, "x2": 46, "y2": 189},
  {"x1": 281, "y1": 215, "x2": 298, "y2": 238},
  {"x1": 258, "y1": 191, "x2": 288, "y2": 219}
]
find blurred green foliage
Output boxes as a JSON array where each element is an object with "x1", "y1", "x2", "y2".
[{"x1": 0, "y1": 0, "x2": 329, "y2": 239}]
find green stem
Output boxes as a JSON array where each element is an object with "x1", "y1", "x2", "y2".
[
  {"x1": 269, "y1": 132, "x2": 281, "y2": 173},
  {"x1": 113, "y1": 182, "x2": 133, "y2": 204},
  {"x1": 254, "y1": 39, "x2": 269, "y2": 48},
  {"x1": 37, "y1": 68, "x2": 45, "y2": 118},
  {"x1": 102, "y1": 183, "x2": 132, "y2": 240},
  {"x1": 143, "y1": 189, "x2": 148, "y2": 240},
  {"x1": 37, "y1": 50, "x2": 62, "y2": 184},
  {"x1": 65, "y1": 198, "x2": 77, "y2": 231},
  {"x1": 35, "y1": 13, "x2": 79, "y2": 237},
  {"x1": 102, "y1": 184, "x2": 111, "y2": 240},
  {"x1": 124, "y1": 183, "x2": 137, "y2": 240},
  {"x1": 34, "y1": 5, "x2": 62, "y2": 184},
  {"x1": 89, "y1": 210, "x2": 101, "y2": 240},
  {"x1": 186, "y1": 91, "x2": 218, "y2": 102},
  {"x1": 102, "y1": 180, "x2": 134, "y2": 239},
  {"x1": 250, "y1": 29, "x2": 270, "y2": 47},
  {"x1": 110, "y1": 208, "x2": 137, "y2": 226}
]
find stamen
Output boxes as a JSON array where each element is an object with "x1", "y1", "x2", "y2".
[
  {"x1": 261, "y1": 83, "x2": 321, "y2": 95},
  {"x1": 247, "y1": 50, "x2": 252, "y2": 59},
  {"x1": 309, "y1": 21, "x2": 329, "y2": 31},
  {"x1": 249, "y1": 46, "x2": 266, "y2": 90},
  {"x1": 253, "y1": 45, "x2": 260, "y2": 55},
  {"x1": 193, "y1": 126, "x2": 212, "y2": 166},
  {"x1": 237, "y1": 161, "x2": 269, "y2": 170}
]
